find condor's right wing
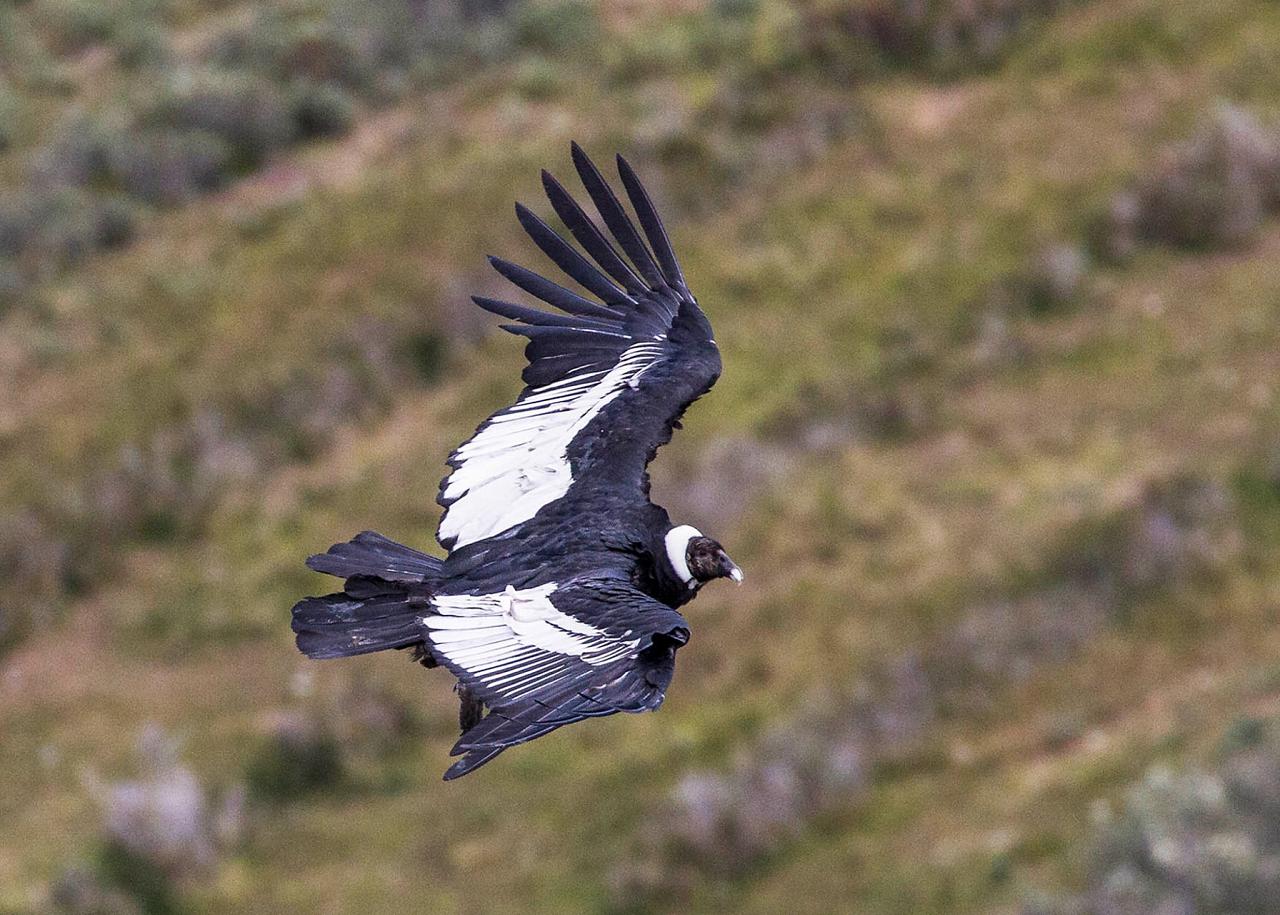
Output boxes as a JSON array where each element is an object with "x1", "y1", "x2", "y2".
[{"x1": 423, "y1": 576, "x2": 690, "y2": 779}]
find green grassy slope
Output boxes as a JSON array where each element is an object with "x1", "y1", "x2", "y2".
[{"x1": 6, "y1": 1, "x2": 1280, "y2": 912}]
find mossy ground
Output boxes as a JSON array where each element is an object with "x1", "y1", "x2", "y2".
[{"x1": 5, "y1": 1, "x2": 1280, "y2": 912}]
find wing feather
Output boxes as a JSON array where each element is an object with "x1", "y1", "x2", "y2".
[
  {"x1": 570, "y1": 141, "x2": 667, "y2": 290},
  {"x1": 429, "y1": 579, "x2": 689, "y2": 780},
  {"x1": 437, "y1": 146, "x2": 720, "y2": 551},
  {"x1": 515, "y1": 203, "x2": 634, "y2": 308},
  {"x1": 542, "y1": 168, "x2": 648, "y2": 295},
  {"x1": 487, "y1": 256, "x2": 624, "y2": 319},
  {"x1": 617, "y1": 153, "x2": 687, "y2": 293}
]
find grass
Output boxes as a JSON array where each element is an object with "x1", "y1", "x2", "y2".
[{"x1": 6, "y1": 0, "x2": 1280, "y2": 912}]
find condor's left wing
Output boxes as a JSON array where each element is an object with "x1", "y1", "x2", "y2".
[{"x1": 436, "y1": 143, "x2": 720, "y2": 551}]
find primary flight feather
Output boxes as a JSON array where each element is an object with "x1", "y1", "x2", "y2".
[{"x1": 290, "y1": 144, "x2": 740, "y2": 780}]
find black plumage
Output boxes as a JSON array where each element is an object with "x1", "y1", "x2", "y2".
[{"x1": 290, "y1": 144, "x2": 740, "y2": 780}]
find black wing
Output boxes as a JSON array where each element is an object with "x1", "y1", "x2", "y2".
[
  {"x1": 437, "y1": 143, "x2": 720, "y2": 550},
  {"x1": 423, "y1": 576, "x2": 689, "y2": 779}
]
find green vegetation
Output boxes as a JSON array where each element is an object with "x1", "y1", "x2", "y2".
[{"x1": 6, "y1": 0, "x2": 1280, "y2": 912}]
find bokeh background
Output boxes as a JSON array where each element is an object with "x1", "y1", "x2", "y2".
[{"x1": 4, "y1": 0, "x2": 1280, "y2": 912}]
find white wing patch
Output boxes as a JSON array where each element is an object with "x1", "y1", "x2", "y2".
[
  {"x1": 439, "y1": 341, "x2": 665, "y2": 549},
  {"x1": 426, "y1": 583, "x2": 641, "y2": 702}
]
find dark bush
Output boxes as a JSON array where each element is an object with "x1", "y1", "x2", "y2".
[
  {"x1": 662, "y1": 703, "x2": 875, "y2": 873},
  {"x1": 1137, "y1": 106, "x2": 1273, "y2": 249},
  {"x1": 0, "y1": 86, "x2": 19, "y2": 151},
  {"x1": 793, "y1": 0, "x2": 1080, "y2": 79},
  {"x1": 208, "y1": 17, "x2": 376, "y2": 92},
  {"x1": 43, "y1": 0, "x2": 119, "y2": 53},
  {"x1": 245, "y1": 713, "x2": 346, "y2": 802},
  {"x1": 289, "y1": 82, "x2": 357, "y2": 140},
  {"x1": 1117, "y1": 475, "x2": 1240, "y2": 596},
  {"x1": 398, "y1": 331, "x2": 448, "y2": 384},
  {"x1": 281, "y1": 27, "x2": 377, "y2": 90},
  {"x1": 94, "y1": 842, "x2": 179, "y2": 915},
  {"x1": 113, "y1": 21, "x2": 172, "y2": 71},
  {"x1": 332, "y1": 682, "x2": 423, "y2": 754},
  {"x1": 0, "y1": 187, "x2": 137, "y2": 269},
  {"x1": 0, "y1": 510, "x2": 71, "y2": 643},
  {"x1": 0, "y1": 257, "x2": 26, "y2": 310},
  {"x1": 94, "y1": 194, "x2": 139, "y2": 249},
  {"x1": 1025, "y1": 242, "x2": 1089, "y2": 314},
  {"x1": 1030, "y1": 722, "x2": 1280, "y2": 914},
  {"x1": 1090, "y1": 190, "x2": 1141, "y2": 263},
  {"x1": 32, "y1": 117, "x2": 124, "y2": 189},
  {"x1": 86, "y1": 408, "x2": 259, "y2": 545},
  {"x1": 661, "y1": 435, "x2": 795, "y2": 531},
  {"x1": 0, "y1": 192, "x2": 42, "y2": 259},
  {"x1": 49, "y1": 866, "x2": 141, "y2": 915},
  {"x1": 616, "y1": 656, "x2": 933, "y2": 901},
  {"x1": 1100, "y1": 104, "x2": 1280, "y2": 255},
  {"x1": 145, "y1": 75, "x2": 297, "y2": 171},
  {"x1": 105, "y1": 130, "x2": 233, "y2": 205},
  {"x1": 512, "y1": 0, "x2": 597, "y2": 54}
]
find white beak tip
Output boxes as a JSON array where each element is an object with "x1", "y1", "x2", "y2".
[{"x1": 729, "y1": 567, "x2": 744, "y2": 584}]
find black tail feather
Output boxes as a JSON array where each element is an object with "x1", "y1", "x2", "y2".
[
  {"x1": 292, "y1": 592, "x2": 424, "y2": 659},
  {"x1": 293, "y1": 532, "x2": 442, "y2": 660},
  {"x1": 306, "y1": 530, "x2": 441, "y2": 583}
]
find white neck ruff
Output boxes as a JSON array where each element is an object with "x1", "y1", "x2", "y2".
[{"x1": 665, "y1": 524, "x2": 703, "y2": 587}]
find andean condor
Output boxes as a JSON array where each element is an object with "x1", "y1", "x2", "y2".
[{"x1": 291, "y1": 143, "x2": 741, "y2": 780}]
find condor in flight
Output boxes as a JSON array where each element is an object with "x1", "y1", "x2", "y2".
[{"x1": 291, "y1": 144, "x2": 740, "y2": 780}]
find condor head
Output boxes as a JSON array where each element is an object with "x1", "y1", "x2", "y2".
[{"x1": 665, "y1": 524, "x2": 743, "y2": 589}]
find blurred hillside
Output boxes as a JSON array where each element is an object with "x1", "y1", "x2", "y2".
[{"x1": 5, "y1": 0, "x2": 1280, "y2": 912}]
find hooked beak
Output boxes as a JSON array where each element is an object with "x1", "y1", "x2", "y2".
[{"x1": 726, "y1": 561, "x2": 744, "y2": 584}]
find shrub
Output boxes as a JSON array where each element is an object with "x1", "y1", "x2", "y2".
[
  {"x1": 32, "y1": 116, "x2": 124, "y2": 189},
  {"x1": 786, "y1": 0, "x2": 1081, "y2": 79},
  {"x1": 49, "y1": 866, "x2": 141, "y2": 915},
  {"x1": 0, "y1": 84, "x2": 19, "y2": 151},
  {"x1": 208, "y1": 16, "x2": 376, "y2": 92},
  {"x1": 615, "y1": 656, "x2": 932, "y2": 901},
  {"x1": 94, "y1": 194, "x2": 139, "y2": 249},
  {"x1": 42, "y1": 0, "x2": 120, "y2": 53},
  {"x1": 66, "y1": 726, "x2": 243, "y2": 914},
  {"x1": 0, "y1": 510, "x2": 71, "y2": 649},
  {"x1": 331, "y1": 682, "x2": 423, "y2": 755},
  {"x1": 288, "y1": 81, "x2": 357, "y2": 140},
  {"x1": 0, "y1": 192, "x2": 40, "y2": 259},
  {"x1": 113, "y1": 21, "x2": 172, "y2": 71},
  {"x1": 96, "y1": 728, "x2": 219, "y2": 878},
  {"x1": 105, "y1": 130, "x2": 233, "y2": 205},
  {"x1": 512, "y1": 0, "x2": 597, "y2": 54},
  {"x1": 0, "y1": 257, "x2": 26, "y2": 311},
  {"x1": 1116, "y1": 474, "x2": 1240, "y2": 597},
  {"x1": 619, "y1": 472, "x2": 1242, "y2": 905},
  {"x1": 1098, "y1": 104, "x2": 1280, "y2": 257},
  {"x1": 398, "y1": 331, "x2": 449, "y2": 384},
  {"x1": 1029, "y1": 721, "x2": 1280, "y2": 914},
  {"x1": 245, "y1": 713, "x2": 346, "y2": 802},
  {"x1": 1136, "y1": 105, "x2": 1276, "y2": 250},
  {"x1": 94, "y1": 842, "x2": 180, "y2": 915},
  {"x1": 85, "y1": 408, "x2": 259, "y2": 545},
  {"x1": 1025, "y1": 242, "x2": 1089, "y2": 314},
  {"x1": 0, "y1": 187, "x2": 137, "y2": 270},
  {"x1": 145, "y1": 73, "x2": 297, "y2": 171}
]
